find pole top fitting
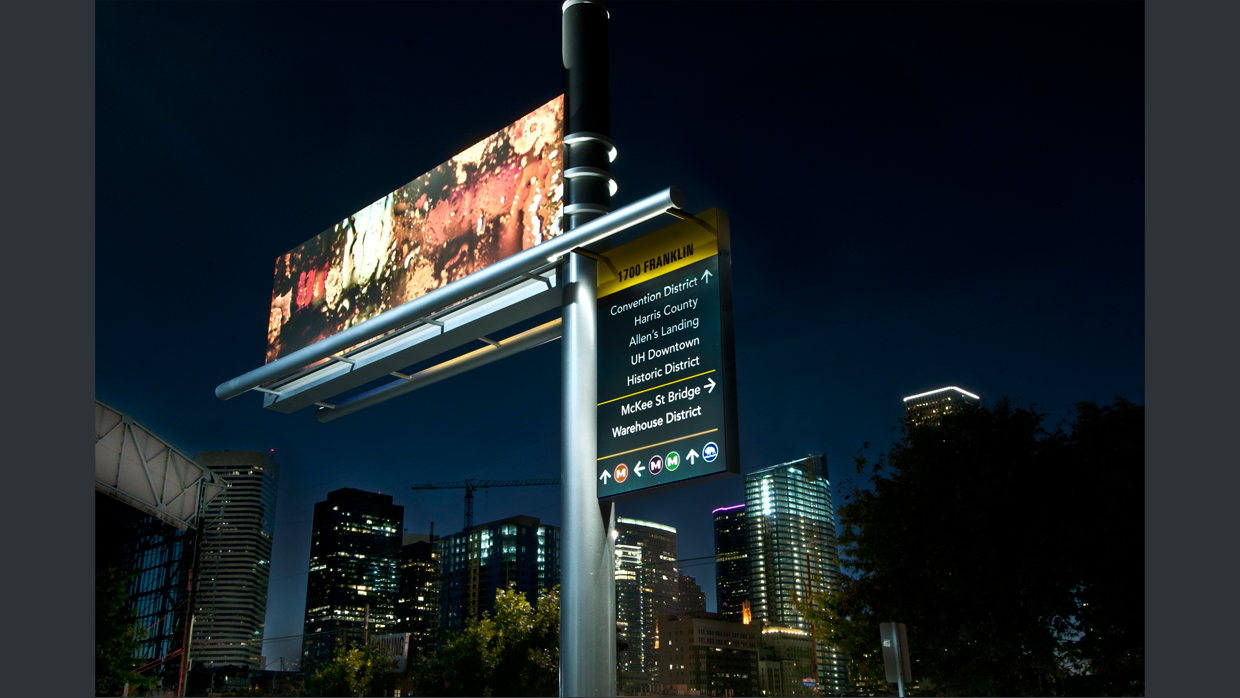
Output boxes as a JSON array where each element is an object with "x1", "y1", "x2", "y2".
[{"x1": 563, "y1": 0, "x2": 609, "y2": 18}]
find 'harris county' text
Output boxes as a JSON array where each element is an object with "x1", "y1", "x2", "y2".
[
  {"x1": 609, "y1": 406, "x2": 704, "y2": 438},
  {"x1": 608, "y1": 272, "x2": 703, "y2": 318},
  {"x1": 615, "y1": 243, "x2": 696, "y2": 283}
]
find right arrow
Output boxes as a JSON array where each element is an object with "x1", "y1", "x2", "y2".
[
  {"x1": 705, "y1": 377, "x2": 716, "y2": 394},
  {"x1": 701, "y1": 269, "x2": 713, "y2": 284},
  {"x1": 599, "y1": 470, "x2": 611, "y2": 484}
]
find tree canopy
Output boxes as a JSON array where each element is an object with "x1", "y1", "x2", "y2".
[
  {"x1": 95, "y1": 567, "x2": 158, "y2": 697},
  {"x1": 309, "y1": 639, "x2": 387, "y2": 697},
  {"x1": 414, "y1": 584, "x2": 560, "y2": 697},
  {"x1": 803, "y1": 398, "x2": 1143, "y2": 696}
]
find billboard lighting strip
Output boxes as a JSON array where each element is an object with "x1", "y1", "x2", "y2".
[{"x1": 217, "y1": 186, "x2": 684, "y2": 401}]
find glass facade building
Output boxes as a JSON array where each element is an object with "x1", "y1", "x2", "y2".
[
  {"x1": 192, "y1": 451, "x2": 280, "y2": 671},
  {"x1": 301, "y1": 489, "x2": 403, "y2": 671},
  {"x1": 744, "y1": 454, "x2": 850, "y2": 695},
  {"x1": 395, "y1": 533, "x2": 440, "y2": 657},
  {"x1": 437, "y1": 515, "x2": 559, "y2": 637},
  {"x1": 615, "y1": 517, "x2": 680, "y2": 696},
  {"x1": 712, "y1": 503, "x2": 750, "y2": 624}
]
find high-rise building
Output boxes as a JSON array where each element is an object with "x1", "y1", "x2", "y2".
[
  {"x1": 614, "y1": 517, "x2": 680, "y2": 696},
  {"x1": 395, "y1": 533, "x2": 440, "y2": 657},
  {"x1": 744, "y1": 454, "x2": 850, "y2": 696},
  {"x1": 677, "y1": 575, "x2": 706, "y2": 616},
  {"x1": 437, "y1": 515, "x2": 559, "y2": 637},
  {"x1": 713, "y1": 503, "x2": 750, "y2": 624},
  {"x1": 301, "y1": 489, "x2": 403, "y2": 671},
  {"x1": 656, "y1": 611, "x2": 760, "y2": 697},
  {"x1": 191, "y1": 451, "x2": 280, "y2": 672},
  {"x1": 903, "y1": 386, "x2": 980, "y2": 428}
]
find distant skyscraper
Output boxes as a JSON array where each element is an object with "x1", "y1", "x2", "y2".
[
  {"x1": 395, "y1": 533, "x2": 440, "y2": 657},
  {"x1": 614, "y1": 517, "x2": 680, "y2": 696},
  {"x1": 656, "y1": 611, "x2": 759, "y2": 697},
  {"x1": 192, "y1": 451, "x2": 280, "y2": 671},
  {"x1": 677, "y1": 575, "x2": 706, "y2": 616},
  {"x1": 903, "y1": 386, "x2": 980, "y2": 428},
  {"x1": 437, "y1": 515, "x2": 559, "y2": 637},
  {"x1": 744, "y1": 454, "x2": 849, "y2": 695},
  {"x1": 712, "y1": 503, "x2": 750, "y2": 624},
  {"x1": 301, "y1": 489, "x2": 403, "y2": 670}
]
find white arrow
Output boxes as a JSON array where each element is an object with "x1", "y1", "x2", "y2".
[
  {"x1": 599, "y1": 470, "x2": 611, "y2": 484},
  {"x1": 705, "y1": 377, "x2": 716, "y2": 394},
  {"x1": 686, "y1": 449, "x2": 699, "y2": 465},
  {"x1": 701, "y1": 269, "x2": 713, "y2": 284},
  {"x1": 634, "y1": 461, "x2": 645, "y2": 477}
]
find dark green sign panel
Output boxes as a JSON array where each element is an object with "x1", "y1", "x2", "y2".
[{"x1": 596, "y1": 209, "x2": 739, "y2": 500}]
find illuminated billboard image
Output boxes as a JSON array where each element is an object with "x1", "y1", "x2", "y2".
[{"x1": 265, "y1": 95, "x2": 564, "y2": 364}]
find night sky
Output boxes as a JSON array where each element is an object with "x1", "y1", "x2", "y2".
[{"x1": 95, "y1": 2, "x2": 1143, "y2": 670}]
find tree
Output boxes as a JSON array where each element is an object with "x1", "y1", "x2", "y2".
[
  {"x1": 95, "y1": 567, "x2": 157, "y2": 697},
  {"x1": 415, "y1": 584, "x2": 560, "y2": 697},
  {"x1": 309, "y1": 639, "x2": 387, "y2": 697},
  {"x1": 805, "y1": 398, "x2": 1143, "y2": 696}
]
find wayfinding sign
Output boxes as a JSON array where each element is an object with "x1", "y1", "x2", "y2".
[{"x1": 596, "y1": 209, "x2": 739, "y2": 499}]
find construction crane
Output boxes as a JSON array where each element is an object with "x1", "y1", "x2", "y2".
[{"x1": 411, "y1": 478, "x2": 560, "y2": 533}]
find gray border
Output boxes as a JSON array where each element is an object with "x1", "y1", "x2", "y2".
[
  {"x1": 1147, "y1": 0, "x2": 1237, "y2": 694},
  {"x1": 7, "y1": 0, "x2": 95, "y2": 693}
]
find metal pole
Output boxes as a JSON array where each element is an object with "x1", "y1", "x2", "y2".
[
  {"x1": 561, "y1": 2, "x2": 614, "y2": 695},
  {"x1": 892, "y1": 621, "x2": 905, "y2": 698}
]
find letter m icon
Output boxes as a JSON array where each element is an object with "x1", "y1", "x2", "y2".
[{"x1": 667, "y1": 453, "x2": 679, "y2": 467}]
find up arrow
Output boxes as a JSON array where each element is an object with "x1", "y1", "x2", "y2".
[
  {"x1": 686, "y1": 449, "x2": 700, "y2": 464},
  {"x1": 599, "y1": 470, "x2": 611, "y2": 484},
  {"x1": 701, "y1": 269, "x2": 713, "y2": 284},
  {"x1": 634, "y1": 461, "x2": 645, "y2": 477},
  {"x1": 705, "y1": 377, "x2": 716, "y2": 394}
]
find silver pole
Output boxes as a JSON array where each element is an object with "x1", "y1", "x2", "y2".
[
  {"x1": 892, "y1": 621, "x2": 905, "y2": 697},
  {"x1": 560, "y1": 249, "x2": 615, "y2": 696}
]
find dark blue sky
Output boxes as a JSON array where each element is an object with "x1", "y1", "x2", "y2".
[{"x1": 95, "y1": 1, "x2": 1143, "y2": 669}]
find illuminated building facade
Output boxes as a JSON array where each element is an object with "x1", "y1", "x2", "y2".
[
  {"x1": 656, "y1": 611, "x2": 759, "y2": 697},
  {"x1": 744, "y1": 454, "x2": 850, "y2": 695},
  {"x1": 395, "y1": 533, "x2": 440, "y2": 657},
  {"x1": 437, "y1": 515, "x2": 558, "y2": 636},
  {"x1": 192, "y1": 451, "x2": 280, "y2": 671},
  {"x1": 713, "y1": 503, "x2": 750, "y2": 623},
  {"x1": 903, "y1": 386, "x2": 980, "y2": 428},
  {"x1": 301, "y1": 489, "x2": 403, "y2": 671},
  {"x1": 758, "y1": 626, "x2": 817, "y2": 697},
  {"x1": 615, "y1": 517, "x2": 680, "y2": 696}
]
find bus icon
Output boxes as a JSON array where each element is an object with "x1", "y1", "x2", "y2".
[{"x1": 703, "y1": 442, "x2": 718, "y2": 463}]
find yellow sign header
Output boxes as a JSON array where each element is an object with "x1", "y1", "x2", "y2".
[{"x1": 596, "y1": 209, "x2": 723, "y2": 298}]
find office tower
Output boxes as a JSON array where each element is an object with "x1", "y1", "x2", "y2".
[
  {"x1": 744, "y1": 454, "x2": 849, "y2": 695},
  {"x1": 678, "y1": 575, "x2": 706, "y2": 616},
  {"x1": 437, "y1": 515, "x2": 559, "y2": 636},
  {"x1": 713, "y1": 503, "x2": 750, "y2": 624},
  {"x1": 301, "y1": 489, "x2": 403, "y2": 671},
  {"x1": 395, "y1": 533, "x2": 440, "y2": 657},
  {"x1": 656, "y1": 611, "x2": 760, "y2": 697},
  {"x1": 903, "y1": 386, "x2": 980, "y2": 428},
  {"x1": 758, "y1": 626, "x2": 818, "y2": 697},
  {"x1": 614, "y1": 517, "x2": 680, "y2": 696},
  {"x1": 191, "y1": 451, "x2": 280, "y2": 671}
]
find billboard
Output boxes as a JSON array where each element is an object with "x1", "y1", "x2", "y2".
[
  {"x1": 370, "y1": 633, "x2": 411, "y2": 673},
  {"x1": 265, "y1": 95, "x2": 565, "y2": 364}
]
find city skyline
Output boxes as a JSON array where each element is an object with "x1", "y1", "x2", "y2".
[{"x1": 95, "y1": 1, "x2": 1144, "y2": 672}]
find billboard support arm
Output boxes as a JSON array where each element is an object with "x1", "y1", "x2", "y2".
[{"x1": 214, "y1": 184, "x2": 682, "y2": 402}]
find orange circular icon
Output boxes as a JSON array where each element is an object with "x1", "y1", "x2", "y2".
[{"x1": 615, "y1": 463, "x2": 629, "y2": 483}]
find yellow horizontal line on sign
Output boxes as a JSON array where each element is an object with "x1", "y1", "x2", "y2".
[
  {"x1": 598, "y1": 429, "x2": 720, "y2": 462},
  {"x1": 598, "y1": 370, "x2": 716, "y2": 406}
]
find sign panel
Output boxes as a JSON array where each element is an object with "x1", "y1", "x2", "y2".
[
  {"x1": 370, "y1": 632, "x2": 410, "y2": 673},
  {"x1": 880, "y1": 622, "x2": 912, "y2": 684},
  {"x1": 265, "y1": 95, "x2": 565, "y2": 364},
  {"x1": 596, "y1": 209, "x2": 738, "y2": 499}
]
